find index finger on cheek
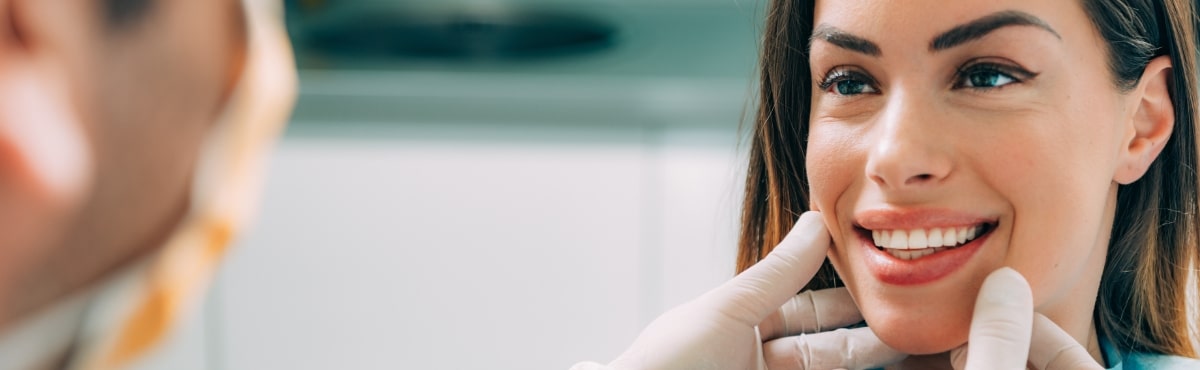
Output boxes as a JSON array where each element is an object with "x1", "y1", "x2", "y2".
[{"x1": 964, "y1": 267, "x2": 1033, "y2": 370}]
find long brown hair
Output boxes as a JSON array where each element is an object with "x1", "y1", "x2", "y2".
[{"x1": 736, "y1": 0, "x2": 1200, "y2": 357}]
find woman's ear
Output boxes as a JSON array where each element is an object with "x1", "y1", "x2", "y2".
[{"x1": 1114, "y1": 56, "x2": 1176, "y2": 185}]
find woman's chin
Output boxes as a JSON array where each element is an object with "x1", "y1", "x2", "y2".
[{"x1": 865, "y1": 307, "x2": 971, "y2": 355}]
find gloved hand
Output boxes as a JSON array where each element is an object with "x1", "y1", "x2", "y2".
[
  {"x1": 604, "y1": 211, "x2": 905, "y2": 370},
  {"x1": 949, "y1": 268, "x2": 1106, "y2": 370},
  {"x1": 595, "y1": 211, "x2": 1106, "y2": 370}
]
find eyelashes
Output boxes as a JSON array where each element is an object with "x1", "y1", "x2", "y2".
[{"x1": 816, "y1": 59, "x2": 1039, "y2": 96}]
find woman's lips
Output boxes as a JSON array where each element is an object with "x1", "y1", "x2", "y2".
[{"x1": 857, "y1": 227, "x2": 991, "y2": 285}]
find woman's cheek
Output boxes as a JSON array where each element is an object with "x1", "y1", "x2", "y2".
[
  {"x1": 806, "y1": 123, "x2": 864, "y2": 256},
  {"x1": 806, "y1": 123, "x2": 862, "y2": 213}
]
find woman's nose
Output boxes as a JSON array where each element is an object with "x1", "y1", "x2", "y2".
[{"x1": 864, "y1": 93, "x2": 953, "y2": 191}]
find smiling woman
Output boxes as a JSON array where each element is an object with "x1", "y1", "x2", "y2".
[
  {"x1": 738, "y1": 0, "x2": 1199, "y2": 368},
  {"x1": 570, "y1": 0, "x2": 1200, "y2": 369}
]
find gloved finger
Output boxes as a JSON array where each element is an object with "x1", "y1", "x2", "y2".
[
  {"x1": 706, "y1": 211, "x2": 831, "y2": 327},
  {"x1": 760, "y1": 287, "x2": 862, "y2": 341},
  {"x1": 763, "y1": 327, "x2": 906, "y2": 370},
  {"x1": 1027, "y1": 314, "x2": 1104, "y2": 370},
  {"x1": 949, "y1": 343, "x2": 970, "y2": 370},
  {"x1": 957, "y1": 267, "x2": 1034, "y2": 370}
]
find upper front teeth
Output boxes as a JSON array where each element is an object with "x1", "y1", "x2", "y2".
[{"x1": 871, "y1": 226, "x2": 980, "y2": 250}]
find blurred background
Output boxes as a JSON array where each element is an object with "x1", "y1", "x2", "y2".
[{"x1": 137, "y1": 0, "x2": 765, "y2": 368}]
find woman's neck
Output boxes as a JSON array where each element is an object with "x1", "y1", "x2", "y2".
[{"x1": 1034, "y1": 239, "x2": 1107, "y2": 365}]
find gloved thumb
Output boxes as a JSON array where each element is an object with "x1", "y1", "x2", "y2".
[{"x1": 704, "y1": 211, "x2": 832, "y2": 328}]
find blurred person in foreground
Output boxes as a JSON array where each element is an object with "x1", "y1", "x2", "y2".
[{"x1": 0, "y1": 0, "x2": 296, "y2": 369}]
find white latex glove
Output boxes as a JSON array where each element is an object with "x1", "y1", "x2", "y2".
[
  {"x1": 604, "y1": 211, "x2": 906, "y2": 370},
  {"x1": 949, "y1": 268, "x2": 1106, "y2": 370}
]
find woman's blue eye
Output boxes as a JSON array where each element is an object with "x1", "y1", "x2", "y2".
[
  {"x1": 821, "y1": 70, "x2": 878, "y2": 96},
  {"x1": 835, "y1": 79, "x2": 872, "y2": 95},
  {"x1": 960, "y1": 68, "x2": 1017, "y2": 89}
]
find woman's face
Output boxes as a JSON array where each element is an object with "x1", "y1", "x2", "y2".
[{"x1": 807, "y1": 0, "x2": 1137, "y2": 354}]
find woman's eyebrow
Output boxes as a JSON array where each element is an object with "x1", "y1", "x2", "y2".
[
  {"x1": 810, "y1": 10, "x2": 1060, "y2": 57},
  {"x1": 930, "y1": 10, "x2": 1062, "y2": 51},
  {"x1": 810, "y1": 25, "x2": 882, "y2": 57}
]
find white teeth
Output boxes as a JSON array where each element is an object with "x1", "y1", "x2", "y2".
[
  {"x1": 908, "y1": 230, "x2": 927, "y2": 250},
  {"x1": 927, "y1": 228, "x2": 943, "y2": 247},
  {"x1": 887, "y1": 247, "x2": 941, "y2": 260},
  {"x1": 890, "y1": 230, "x2": 909, "y2": 249},
  {"x1": 869, "y1": 224, "x2": 988, "y2": 252}
]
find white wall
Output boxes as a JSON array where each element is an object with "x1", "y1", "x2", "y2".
[{"x1": 134, "y1": 120, "x2": 748, "y2": 370}]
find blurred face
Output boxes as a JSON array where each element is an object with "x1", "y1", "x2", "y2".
[
  {"x1": 67, "y1": 0, "x2": 245, "y2": 280},
  {"x1": 0, "y1": 0, "x2": 249, "y2": 326},
  {"x1": 807, "y1": 0, "x2": 1132, "y2": 354}
]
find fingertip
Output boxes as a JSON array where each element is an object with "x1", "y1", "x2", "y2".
[
  {"x1": 978, "y1": 267, "x2": 1032, "y2": 307},
  {"x1": 798, "y1": 210, "x2": 823, "y2": 222},
  {"x1": 988, "y1": 267, "x2": 1028, "y2": 285},
  {"x1": 948, "y1": 345, "x2": 968, "y2": 370},
  {"x1": 783, "y1": 211, "x2": 829, "y2": 245}
]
